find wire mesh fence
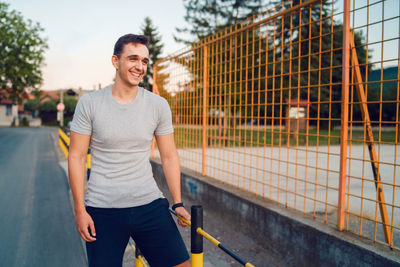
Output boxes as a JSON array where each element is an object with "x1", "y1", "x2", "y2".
[{"x1": 153, "y1": 0, "x2": 400, "y2": 250}]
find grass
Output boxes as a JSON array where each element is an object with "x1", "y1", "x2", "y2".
[{"x1": 174, "y1": 126, "x2": 398, "y2": 148}]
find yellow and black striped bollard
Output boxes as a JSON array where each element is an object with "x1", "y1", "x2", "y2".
[{"x1": 191, "y1": 206, "x2": 203, "y2": 267}]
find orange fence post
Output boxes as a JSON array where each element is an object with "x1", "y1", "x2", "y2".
[
  {"x1": 202, "y1": 45, "x2": 208, "y2": 176},
  {"x1": 151, "y1": 65, "x2": 159, "y2": 158},
  {"x1": 338, "y1": 0, "x2": 350, "y2": 231}
]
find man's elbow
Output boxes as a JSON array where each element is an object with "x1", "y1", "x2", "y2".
[
  {"x1": 68, "y1": 151, "x2": 87, "y2": 164},
  {"x1": 161, "y1": 152, "x2": 179, "y2": 163}
]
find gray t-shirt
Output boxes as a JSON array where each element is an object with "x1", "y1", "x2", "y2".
[{"x1": 70, "y1": 85, "x2": 173, "y2": 208}]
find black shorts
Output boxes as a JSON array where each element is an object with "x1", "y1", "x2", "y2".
[{"x1": 86, "y1": 198, "x2": 189, "y2": 267}]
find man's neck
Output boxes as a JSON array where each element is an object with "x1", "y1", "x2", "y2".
[{"x1": 111, "y1": 83, "x2": 139, "y2": 105}]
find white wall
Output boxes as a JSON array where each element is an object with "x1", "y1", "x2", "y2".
[{"x1": 0, "y1": 105, "x2": 13, "y2": 126}]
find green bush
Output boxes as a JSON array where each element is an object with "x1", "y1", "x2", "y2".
[
  {"x1": 20, "y1": 117, "x2": 29, "y2": 127},
  {"x1": 38, "y1": 99, "x2": 57, "y2": 124},
  {"x1": 36, "y1": 95, "x2": 78, "y2": 125}
]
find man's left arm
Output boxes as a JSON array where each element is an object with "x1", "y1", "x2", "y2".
[{"x1": 155, "y1": 133, "x2": 191, "y2": 227}]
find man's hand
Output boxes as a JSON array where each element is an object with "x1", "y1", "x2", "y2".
[
  {"x1": 174, "y1": 206, "x2": 191, "y2": 227},
  {"x1": 75, "y1": 210, "x2": 96, "y2": 242}
]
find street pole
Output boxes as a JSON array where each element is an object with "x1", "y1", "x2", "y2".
[{"x1": 60, "y1": 89, "x2": 64, "y2": 127}]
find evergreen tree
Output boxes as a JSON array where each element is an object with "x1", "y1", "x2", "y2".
[
  {"x1": 175, "y1": 0, "x2": 269, "y2": 44},
  {"x1": 140, "y1": 17, "x2": 163, "y2": 91},
  {"x1": 173, "y1": 0, "x2": 270, "y2": 132},
  {"x1": 271, "y1": 0, "x2": 370, "y2": 128},
  {"x1": 172, "y1": 1, "x2": 372, "y2": 132}
]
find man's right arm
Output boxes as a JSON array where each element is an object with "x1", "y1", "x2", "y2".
[{"x1": 68, "y1": 131, "x2": 96, "y2": 242}]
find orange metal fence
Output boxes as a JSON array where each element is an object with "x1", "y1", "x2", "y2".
[{"x1": 152, "y1": 0, "x2": 400, "y2": 250}]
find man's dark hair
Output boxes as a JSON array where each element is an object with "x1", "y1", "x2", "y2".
[{"x1": 113, "y1": 34, "x2": 149, "y2": 57}]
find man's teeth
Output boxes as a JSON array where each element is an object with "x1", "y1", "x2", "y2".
[{"x1": 131, "y1": 72, "x2": 140, "y2": 77}]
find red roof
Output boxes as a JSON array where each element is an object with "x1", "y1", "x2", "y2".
[
  {"x1": 1, "y1": 89, "x2": 37, "y2": 105},
  {"x1": 22, "y1": 92, "x2": 35, "y2": 100},
  {"x1": 42, "y1": 90, "x2": 59, "y2": 100},
  {"x1": 0, "y1": 99, "x2": 12, "y2": 105},
  {"x1": 0, "y1": 89, "x2": 12, "y2": 105}
]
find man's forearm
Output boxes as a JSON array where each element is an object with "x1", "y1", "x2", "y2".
[
  {"x1": 68, "y1": 155, "x2": 87, "y2": 213},
  {"x1": 161, "y1": 155, "x2": 182, "y2": 204}
]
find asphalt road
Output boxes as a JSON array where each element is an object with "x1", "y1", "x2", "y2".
[{"x1": 0, "y1": 127, "x2": 86, "y2": 267}]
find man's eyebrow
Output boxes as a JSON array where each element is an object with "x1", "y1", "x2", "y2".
[{"x1": 126, "y1": 54, "x2": 150, "y2": 61}]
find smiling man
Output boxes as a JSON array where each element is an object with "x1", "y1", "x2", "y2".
[{"x1": 68, "y1": 34, "x2": 191, "y2": 267}]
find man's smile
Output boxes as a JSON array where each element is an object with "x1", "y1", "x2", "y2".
[{"x1": 129, "y1": 71, "x2": 143, "y2": 79}]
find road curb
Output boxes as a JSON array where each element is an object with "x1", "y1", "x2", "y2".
[{"x1": 50, "y1": 130, "x2": 89, "y2": 265}]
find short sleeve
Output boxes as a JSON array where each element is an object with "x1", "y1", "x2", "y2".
[
  {"x1": 70, "y1": 94, "x2": 92, "y2": 135},
  {"x1": 154, "y1": 98, "x2": 174, "y2": 136}
]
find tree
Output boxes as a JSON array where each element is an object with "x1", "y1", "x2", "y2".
[
  {"x1": 63, "y1": 95, "x2": 78, "y2": 118},
  {"x1": 140, "y1": 17, "x2": 164, "y2": 91},
  {"x1": 37, "y1": 99, "x2": 57, "y2": 124},
  {"x1": 24, "y1": 99, "x2": 38, "y2": 114},
  {"x1": 170, "y1": 0, "x2": 372, "y2": 136},
  {"x1": 175, "y1": 0, "x2": 269, "y2": 44},
  {"x1": 0, "y1": 2, "x2": 48, "y2": 104},
  {"x1": 271, "y1": 0, "x2": 370, "y2": 129},
  {"x1": 173, "y1": 1, "x2": 274, "y2": 136},
  {"x1": 23, "y1": 89, "x2": 42, "y2": 117}
]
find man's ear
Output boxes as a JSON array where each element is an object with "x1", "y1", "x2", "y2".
[{"x1": 111, "y1": 55, "x2": 119, "y2": 70}]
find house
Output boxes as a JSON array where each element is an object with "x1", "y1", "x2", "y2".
[
  {"x1": 39, "y1": 90, "x2": 59, "y2": 103},
  {"x1": 0, "y1": 89, "x2": 42, "y2": 127},
  {"x1": 0, "y1": 87, "x2": 93, "y2": 127},
  {"x1": 0, "y1": 97, "x2": 19, "y2": 126}
]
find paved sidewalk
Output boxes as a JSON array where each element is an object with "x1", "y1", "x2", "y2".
[{"x1": 170, "y1": 145, "x2": 400, "y2": 223}]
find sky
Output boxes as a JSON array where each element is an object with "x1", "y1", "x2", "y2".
[
  {"x1": 6, "y1": 0, "x2": 190, "y2": 91},
  {"x1": 5, "y1": 0, "x2": 399, "y2": 91}
]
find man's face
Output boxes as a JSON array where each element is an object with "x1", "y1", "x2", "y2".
[{"x1": 112, "y1": 43, "x2": 149, "y2": 88}]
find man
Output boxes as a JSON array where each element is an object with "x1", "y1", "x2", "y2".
[{"x1": 68, "y1": 34, "x2": 191, "y2": 267}]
